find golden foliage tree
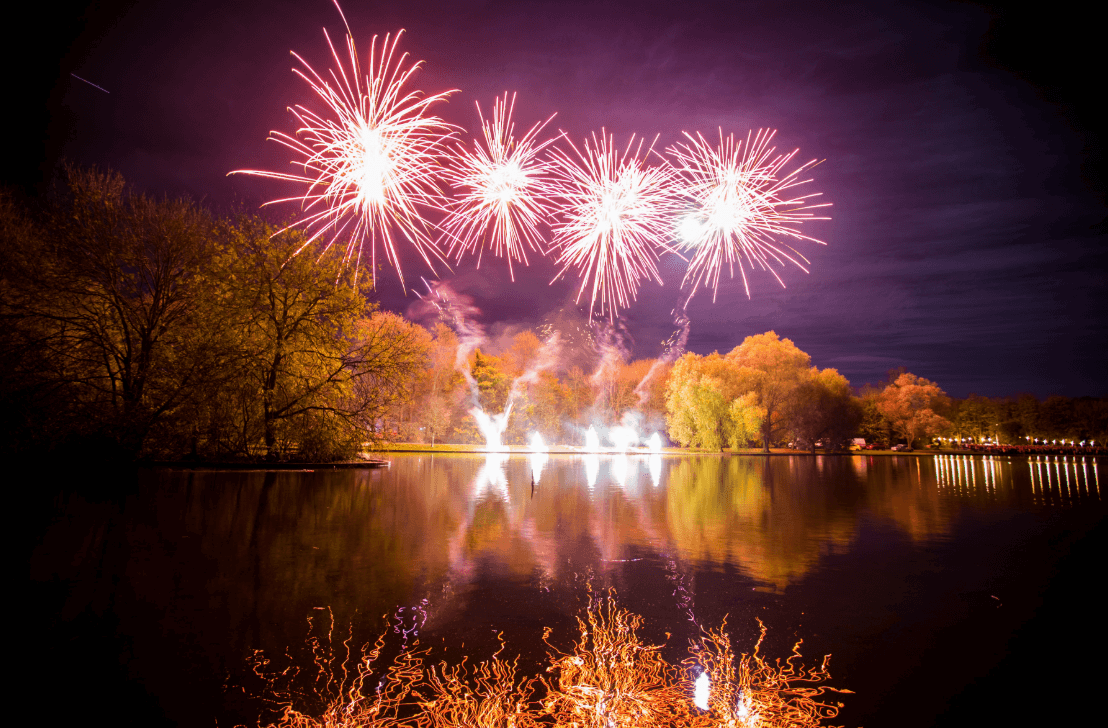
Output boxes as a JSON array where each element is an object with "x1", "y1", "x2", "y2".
[{"x1": 876, "y1": 372, "x2": 952, "y2": 447}]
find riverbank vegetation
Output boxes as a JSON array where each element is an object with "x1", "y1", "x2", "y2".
[{"x1": 3, "y1": 168, "x2": 1105, "y2": 461}]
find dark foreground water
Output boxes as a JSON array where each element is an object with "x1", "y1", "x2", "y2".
[{"x1": 26, "y1": 454, "x2": 1106, "y2": 726}]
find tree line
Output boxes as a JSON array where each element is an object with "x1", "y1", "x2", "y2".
[
  {"x1": 3, "y1": 168, "x2": 1104, "y2": 460},
  {"x1": 1, "y1": 167, "x2": 428, "y2": 461}
]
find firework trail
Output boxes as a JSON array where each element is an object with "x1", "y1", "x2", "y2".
[
  {"x1": 414, "y1": 280, "x2": 486, "y2": 400},
  {"x1": 439, "y1": 93, "x2": 559, "y2": 280},
  {"x1": 633, "y1": 307, "x2": 690, "y2": 408},
  {"x1": 548, "y1": 131, "x2": 681, "y2": 320},
  {"x1": 232, "y1": 23, "x2": 457, "y2": 289},
  {"x1": 667, "y1": 128, "x2": 829, "y2": 302}
]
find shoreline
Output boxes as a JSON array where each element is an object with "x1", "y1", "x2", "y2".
[
  {"x1": 134, "y1": 448, "x2": 1105, "y2": 469},
  {"x1": 368, "y1": 446, "x2": 1104, "y2": 457},
  {"x1": 140, "y1": 459, "x2": 390, "y2": 470}
]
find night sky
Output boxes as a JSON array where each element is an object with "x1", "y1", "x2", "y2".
[{"x1": 12, "y1": 0, "x2": 1105, "y2": 398}]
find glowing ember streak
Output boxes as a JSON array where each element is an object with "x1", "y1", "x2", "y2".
[
  {"x1": 667, "y1": 129, "x2": 829, "y2": 302},
  {"x1": 548, "y1": 131, "x2": 680, "y2": 319},
  {"x1": 585, "y1": 426, "x2": 602, "y2": 452},
  {"x1": 232, "y1": 27, "x2": 457, "y2": 288},
  {"x1": 418, "y1": 649, "x2": 540, "y2": 728},
  {"x1": 540, "y1": 592, "x2": 689, "y2": 727},
  {"x1": 472, "y1": 405, "x2": 511, "y2": 452},
  {"x1": 440, "y1": 93, "x2": 558, "y2": 279},
  {"x1": 250, "y1": 593, "x2": 850, "y2": 728},
  {"x1": 646, "y1": 432, "x2": 663, "y2": 453},
  {"x1": 609, "y1": 425, "x2": 639, "y2": 452},
  {"x1": 685, "y1": 618, "x2": 851, "y2": 727}
]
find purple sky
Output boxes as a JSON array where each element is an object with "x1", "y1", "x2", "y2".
[{"x1": 14, "y1": 0, "x2": 1105, "y2": 398}]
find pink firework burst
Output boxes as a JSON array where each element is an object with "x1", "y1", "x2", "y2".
[
  {"x1": 439, "y1": 93, "x2": 559, "y2": 280},
  {"x1": 548, "y1": 131, "x2": 680, "y2": 320},
  {"x1": 667, "y1": 128, "x2": 829, "y2": 302},
  {"x1": 232, "y1": 28, "x2": 457, "y2": 289}
]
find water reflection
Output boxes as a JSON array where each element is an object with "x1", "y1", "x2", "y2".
[
  {"x1": 584, "y1": 452, "x2": 600, "y2": 488},
  {"x1": 29, "y1": 454, "x2": 1106, "y2": 727},
  {"x1": 120, "y1": 454, "x2": 1097, "y2": 623},
  {"x1": 1026, "y1": 455, "x2": 1101, "y2": 505}
]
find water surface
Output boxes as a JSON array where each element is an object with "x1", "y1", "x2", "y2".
[{"x1": 27, "y1": 454, "x2": 1106, "y2": 726}]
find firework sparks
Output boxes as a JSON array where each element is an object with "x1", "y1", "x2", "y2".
[
  {"x1": 232, "y1": 26, "x2": 457, "y2": 289},
  {"x1": 540, "y1": 592, "x2": 690, "y2": 727},
  {"x1": 548, "y1": 132, "x2": 680, "y2": 319},
  {"x1": 667, "y1": 129, "x2": 829, "y2": 302},
  {"x1": 439, "y1": 93, "x2": 559, "y2": 279},
  {"x1": 685, "y1": 618, "x2": 851, "y2": 728},
  {"x1": 248, "y1": 596, "x2": 850, "y2": 728},
  {"x1": 417, "y1": 648, "x2": 543, "y2": 728}
]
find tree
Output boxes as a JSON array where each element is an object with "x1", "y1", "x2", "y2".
[
  {"x1": 789, "y1": 368, "x2": 861, "y2": 452},
  {"x1": 665, "y1": 352, "x2": 756, "y2": 451},
  {"x1": 727, "y1": 332, "x2": 812, "y2": 452},
  {"x1": 412, "y1": 322, "x2": 466, "y2": 444},
  {"x1": 351, "y1": 311, "x2": 432, "y2": 440},
  {"x1": 858, "y1": 385, "x2": 893, "y2": 448},
  {"x1": 2, "y1": 166, "x2": 225, "y2": 458},
  {"x1": 563, "y1": 366, "x2": 591, "y2": 431},
  {"x1": 950, "y1": 394, "x2": 997, "y2": 442},
  {"x1": 471, "y1": 349, "x2": 510, "y2": 413},
  {"x1": 666, "y1": 373, "x2": 728, "y2": 450},
  {"x1": 876, "y1": 373, "x2": 952, "y2": 448},
  {"x1": 727, "y1": 393, "x2": 765, "y2": 450},
  {"x1": 214, "y1": 217, "x2": 429, "y2": 459}
]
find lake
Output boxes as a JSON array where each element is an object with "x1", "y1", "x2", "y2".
[{"x1": 26, "y1": 453, "x2": 1106, "y2": 726}]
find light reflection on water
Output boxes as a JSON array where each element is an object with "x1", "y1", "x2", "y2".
[
  {"x1": 379, "y1": 453, "x2": 1102, "y2": 591},
  {"x1": 28, "y1": 454, "x2": 1107, "y2": 727}
]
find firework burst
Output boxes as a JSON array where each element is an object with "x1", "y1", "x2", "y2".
[
  {"x1": 667, "y1": 129, "x2": 829, "y2": 302},
  {"x1": 548, "y1": 131, "x2": 680, "y2": 320},
  {"x1": 232, "y1": 27, "x2": 457, "y2": 289},
  {"x1": 439, "y1": 93, "x2": 559, "y2": 280}
]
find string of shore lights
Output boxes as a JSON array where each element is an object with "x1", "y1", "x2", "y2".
[{"x1": 232, "y1": 4, "x2": 830, "y2": 319}]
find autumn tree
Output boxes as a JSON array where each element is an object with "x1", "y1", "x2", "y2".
[
  {"x1": 857, "y1": 385, "x2": 893, "y2": 448},
  {"x1": 211, "y1": 217, "x2": 430, "y2": 459},
  {"x1": 727, "y1": 393, "x2": 766, "y2": 451},
  {"x1": 471, "y1": 349, "x2": 510, "y2": 413},
  {"x1": 789, "y1": 368, "x2": 862, "y2": 452},
  {"x1": 413, "y1": 322, "x2": 466, "y2": 444},
  {"x1": 563, "y1": 366, "x2": 591, "y2": 432},
  {"x1": 665, "y1": 352, "x2": 753, "y2": 451},
  {"x1": 950, "y1": 394, "x2": 998, "y2": 442},
  {"x1": 876, "y1": 373, "x2": 952, "y2": 448},
  {"x1": 727, "y1": 332, "x2": 812, "y2": 452},
  {"x1": 351, "y1": 312, "x2": 432, "y2": 443},
  {"x1": 1, "y1": 166, "x2": 226, "y2": 458}
]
